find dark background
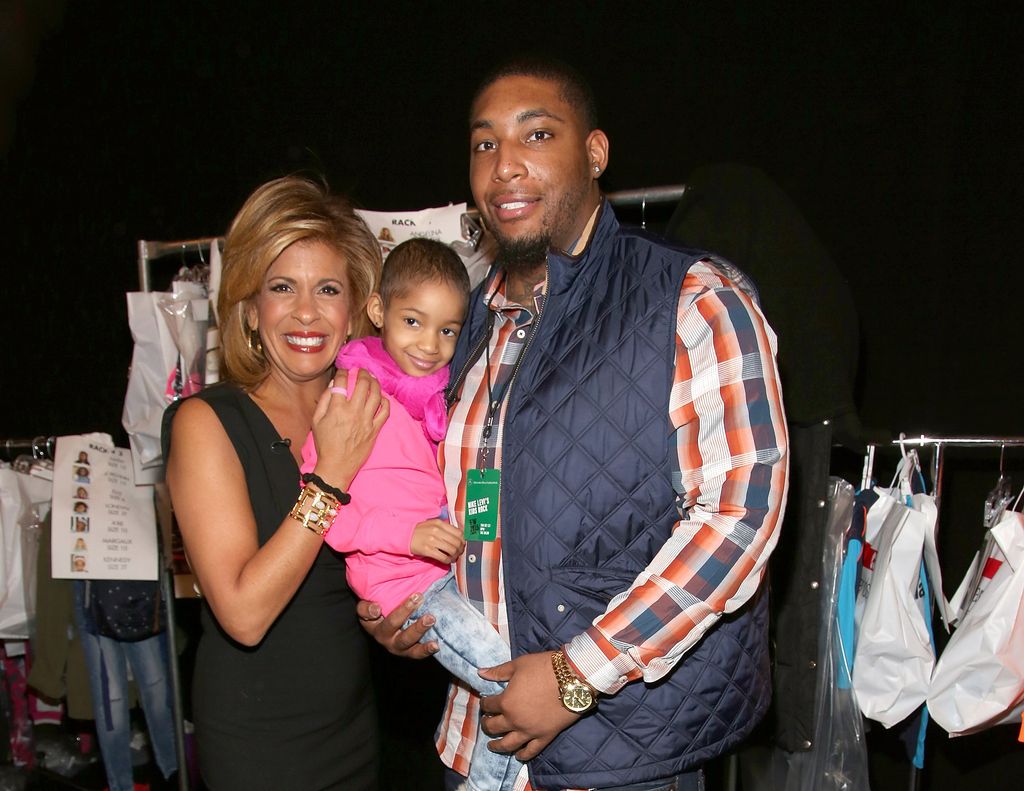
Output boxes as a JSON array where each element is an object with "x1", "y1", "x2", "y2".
[{"x1": 2, "y1": 2, "x2": 1022, "y2": 789}]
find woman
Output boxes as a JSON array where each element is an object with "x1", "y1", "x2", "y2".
[{"x1": 164, "y1": 176, "x2": 388, "y2": 790}]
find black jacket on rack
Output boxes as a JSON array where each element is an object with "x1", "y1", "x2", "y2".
[{"x1": 666, "y1": 163, "x2": 862, "y2": 752}]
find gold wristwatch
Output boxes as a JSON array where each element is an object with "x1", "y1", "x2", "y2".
[{"x1": 551, "y1": 650, "x2": 597, "y2": 714}]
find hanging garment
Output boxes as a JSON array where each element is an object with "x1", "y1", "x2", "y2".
[
  {"x1": 797, "y1": 477, "x2": 871, "y2": 791},
  {"x1": 0, "y1": 463, "x2": 51, "y2": 639},
  {"x1": 122, "y1": 285, "x2": 210, "y2": 484},
  {"x1": 72, "y1": 582, "x2": 176, "y2": 791},
  {"x1": 928, "y1": 509, "x2": 1024, "y2": 735},
  {"x1": 26, "y1": 513, "x2": 93, "y2": 720},
  {"x1": 851, "y1": 458, "x2": 941, "y2": 728}
]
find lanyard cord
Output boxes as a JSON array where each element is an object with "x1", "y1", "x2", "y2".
[
  {"x1": 480, "y1": 285, "x2": 502, "y2": 466},
  {"x1": 480, "y1": 273, "x2": 537, "y2": 467}
]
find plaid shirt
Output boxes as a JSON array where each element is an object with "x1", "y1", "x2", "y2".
[{"x1": 437, "y1": 255, "x2": 788, "y2": 789}]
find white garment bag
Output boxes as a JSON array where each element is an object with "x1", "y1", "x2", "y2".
[
  {"x1": 852, "y1": 452, "x2": 944, "y2": 728},
  {"x1": 122, "y1": 283, "x2": 209, "y2": 484},
  {"x1": 928, "y1": 507, "x2": 1024, "y2": 736},
  {"x1": 0, "y1": 462, "x2": 53, "y2": 639}
]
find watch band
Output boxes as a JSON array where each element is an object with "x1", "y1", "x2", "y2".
[
  {"x1": 551, "y1": 650, "x2": 579, "y2": 690},
  {"x1": 551, "y1": 649, "x2": 597, "y2": 713}
]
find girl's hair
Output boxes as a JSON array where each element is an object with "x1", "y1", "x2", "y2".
[
  {"x1": 378, "y1": 237, "x2": 470, "y2": 307},
  {"x1": 218, "y1": 176, "x2": 382, "y2": 388}
]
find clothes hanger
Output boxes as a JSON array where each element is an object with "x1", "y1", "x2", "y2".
[{"x1": 983, "y1": 445, "x2": 1014, "y2": 528}]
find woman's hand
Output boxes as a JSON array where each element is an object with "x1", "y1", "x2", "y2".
[
  {"x1": 356, "y1": 595, "x2": 438, "y2": 659},
  {"x1": 410, "y1": 518, "x2": 465, "y2": 563},
  {"x1": 311, "y1": 369, "x2": 389, "y2": 490}
]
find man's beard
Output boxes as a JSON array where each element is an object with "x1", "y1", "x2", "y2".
[
  {"x1": 487, "y1": 174, "x2": 593, "y2": 277},
  {"x1": 493, "y1": 231, "x2": 550, "y2": 277}
]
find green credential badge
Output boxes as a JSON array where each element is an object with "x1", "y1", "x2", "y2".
[{"x1": 464, "y1": 468, "x2": 500, "y2": 542}]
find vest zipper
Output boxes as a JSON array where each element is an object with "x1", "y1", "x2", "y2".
[
  {"x1": 492, "y1": 263, "x2": 549, "y2": 652},
  {"x1": 445, "y1": 311, "x2": 493, "y2": 409}
]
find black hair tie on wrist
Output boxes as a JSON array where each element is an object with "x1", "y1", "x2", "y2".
[{"x1": 301, "y1": 472, "x2": 352, "y2": 505}]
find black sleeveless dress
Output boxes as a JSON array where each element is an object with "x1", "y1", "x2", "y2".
[{"x1": 164, "y1": 383, "x2": 377, "y2": 790}]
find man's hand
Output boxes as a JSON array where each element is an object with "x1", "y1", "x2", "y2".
[
  {"x1": 477, "y1": 651, "x2": 582, "y2": 761},
  {"x1": 356, "y1": 594, "x2": 438, "y2": 659}
]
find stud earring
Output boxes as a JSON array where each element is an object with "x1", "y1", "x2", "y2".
[{"x1": 593, "y1": 165, "x2": 601, "y2": 174}]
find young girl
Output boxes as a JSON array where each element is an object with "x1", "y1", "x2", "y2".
[{"x1": 300, "y1": 238, "x2": 521, "y2": 791}]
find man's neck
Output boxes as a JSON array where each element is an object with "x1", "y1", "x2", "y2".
[{"x1": 504, "y1": 264, "x2": 546, "y2": 307}]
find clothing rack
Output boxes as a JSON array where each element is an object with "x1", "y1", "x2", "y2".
[
  {"x1": 1, "y1": 436, "x2": 56, "y2": 462},
  {"x1": 862, "y1": 435, "x2": 1024, "y2": 511},
  {"x1": 137, "y1": 237, "x2": 222, "y2": 293},
  {"x1": 606, "y1": 183, "x2": 687, "y2": 207},
  {"x1": 460, "y1": 183, "x2": 688, "y2": 223},
  {"x1": 135, "y1": 185, "x2": 690, "y2": 292},
  {"x1": 859, "y1": 434, "x2": 1024, "y2": 791}
]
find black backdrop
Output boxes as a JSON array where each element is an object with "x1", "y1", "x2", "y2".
[
  {"x1": 2, "y1": 2, "x2": 1023, "y2": 788},
  {"x1": 3, "y1": 2, "x2": 1021, "y2": 441}
]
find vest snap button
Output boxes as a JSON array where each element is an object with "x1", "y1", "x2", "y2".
[{"x1": 556, "y1": 604, "x2": 566, "y2": 612}]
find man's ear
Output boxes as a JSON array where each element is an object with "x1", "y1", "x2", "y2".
[
  {"x1": 366, "y1": 292, "x2": 385, "y2": 332},
  {"x1": 586, "y1": 129, "x2": 610, "y2": 176}
]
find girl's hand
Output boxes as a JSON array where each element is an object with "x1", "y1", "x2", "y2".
[
  {"x1": 410, "y1": 518, "x2": 466, "y2": 564},
  {"x1": 310, "y1": 369, "x2": 389, "y2": 489}
]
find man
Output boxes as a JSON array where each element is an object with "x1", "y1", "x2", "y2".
[{"x1": 361, "y1": 57, "x2": 788, "y2": 791}]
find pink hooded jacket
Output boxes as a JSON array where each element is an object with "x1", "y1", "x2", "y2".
[{"x1": 300, "y1": 337, "x2": 450, "y2": 615}]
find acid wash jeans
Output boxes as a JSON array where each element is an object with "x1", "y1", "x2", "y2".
[
  {"x1": 73, "y1": 582, "x2": 177, "y2": 791},
  {"x1": 408, "y1": 570, "x2": 521, "y2": 791},
  {"x1": 444, "y1": 766, "x2": 705, "y2": 791}
]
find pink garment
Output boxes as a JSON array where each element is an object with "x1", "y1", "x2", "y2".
[{"x1": 300, "y1": 337, "x2": 450, "y2": 616}]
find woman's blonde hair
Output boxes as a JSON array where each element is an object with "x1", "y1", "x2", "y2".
[{"x1": 218, "y1": 176, "x2": 382, "y2": 388}]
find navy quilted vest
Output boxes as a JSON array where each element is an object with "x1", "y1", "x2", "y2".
[{"x1": 448, "y1": 205, "x2": 771, "y2": 789}]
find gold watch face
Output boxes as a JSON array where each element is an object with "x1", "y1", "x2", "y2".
[{"x1": 562, "y1": 683, "x2": 594, "y2": 713}]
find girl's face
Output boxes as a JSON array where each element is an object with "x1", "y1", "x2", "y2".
[{"x1": 366, "y1": 280, "x2": 466, "y2": 377}]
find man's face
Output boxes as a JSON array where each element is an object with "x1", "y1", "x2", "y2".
[{"x1": 469, "y1": 75, "x2": 608, "y2": 270}]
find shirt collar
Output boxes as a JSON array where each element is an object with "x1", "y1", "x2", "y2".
[{"x1": 567, "y1": 202, "x2": 602, "y2": 256}]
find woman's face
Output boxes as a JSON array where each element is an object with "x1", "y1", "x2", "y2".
[{"x1": 248, "y1": 241, "x2": 353, "y2": 386}]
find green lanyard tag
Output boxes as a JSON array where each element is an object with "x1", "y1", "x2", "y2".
[{"x1": 465, "y1": 468, "x2": 500, "y2": 542}]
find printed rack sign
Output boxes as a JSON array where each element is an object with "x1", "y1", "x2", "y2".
[{"x1": 50, "y1": 433, "x2": 158, "y2": 580}]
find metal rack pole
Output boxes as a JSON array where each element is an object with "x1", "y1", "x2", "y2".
[
  {"x1": 459, "y1": 183, "x2": 688, "y2": 224},
  {"x1": 138, "y1": 238, "x2": 218, "y2": 791},
  {"x1": 605, "y1": 184, "x2": 687, "y2": 207}
]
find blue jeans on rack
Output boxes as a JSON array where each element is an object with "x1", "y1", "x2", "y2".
[
  {"x1": 408, "y1": 571, "x2": 521, "y2": 791},
  {"x1": 73, "y1": 582, "x2": 177, "y2": 791}
]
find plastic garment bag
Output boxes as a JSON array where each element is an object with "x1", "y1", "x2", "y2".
[
  {"x1": 928, "y1": 508, "x2": 1024, "y2": 736},
  {"x1": 0, "y1": 462, "x2": 52, "y2": 638},
  {"x1": 792, "y1": 477, "x2": 871, "y2": 791},
  {"x1": 851, "y1": 453, "x2": 942, "y2": 729},
  {"x1": 121, "y1": 283, "x2": 209, "y2": 484}
]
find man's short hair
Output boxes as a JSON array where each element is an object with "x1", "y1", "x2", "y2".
[
  {"x1": 379, "y1": 238, "x2": 470, "y2": 306},
  {"x1": 471, "y1": 55, "x2": 598, "y2": 132}
]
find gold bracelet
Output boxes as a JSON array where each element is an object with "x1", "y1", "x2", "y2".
[{"x1": 288, "y1": 484, "x2": 339, "y2": 536}]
